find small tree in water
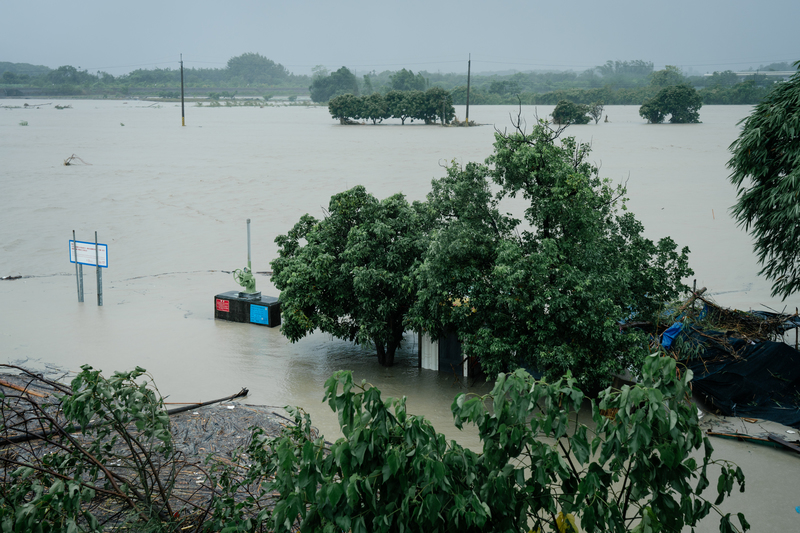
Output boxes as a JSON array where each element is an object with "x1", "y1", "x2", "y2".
[
  {"x1": 639, "y1": 84, "x2": 703, "y2": 123},
  {"x1": 271, "y1": 186, "x2": 430, "y2": 366},
  {"x1": 411, "y1": 117, "x2": 692, "y2": 392}
]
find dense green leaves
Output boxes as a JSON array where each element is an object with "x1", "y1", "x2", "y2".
[
  {"x1": 271, "y1": 186, "x2": 431, "y2": 366},
  {"x1": 310, "y1": 66, "x2": 359, "y2": 103},
  {"x1": 727, "y1": 65, "x2": 800, "y2": 299},
  {"x1": 411, "y1": 120, "x2": 692, "y2": 391},
  {"x1": 328, "y1": 88, "x2": 455, "y2": 124},
  {"x1": 552, "y1": 100, "x2": 591, "y2": 125},
  {"x1": 224, "y1": 356, "x2": 747, "y2": 533},
  {"x1": 0, "y1": 366, "x2": 180, "y2": 532},
  {"x1": 390, "y1": 68, "x2": 427, "y2": 92},
  {"x1": 226, "y1": 52, "x2": 290, "y2": 85},
  {"x1": 639, "y1": 84, "x2": 703, "y2": 123},
  {"x1": 649, "y1": 65, "x2": 687, "y2": 88}
]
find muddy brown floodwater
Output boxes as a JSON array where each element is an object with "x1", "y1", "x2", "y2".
[{"x1": 2, "y1": 100, "x2": 800, "y2": 530}]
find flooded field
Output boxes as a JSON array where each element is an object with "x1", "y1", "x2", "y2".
[{"x1": 2, "y1": 99, "x2": 799, "y2": 530}]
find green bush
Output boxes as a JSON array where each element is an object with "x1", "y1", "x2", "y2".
[
  {"x1": 0, "y1": 366, "x2": 181, "y2": 532},
  {"x1": 639, "y1": 84, "x2": 703, "y2": 124},
  {"x1": 552, "y1": 100, "x2": 591, "y2": 124},
  {"x1": 213, "y1": 355, "x2": 748, "y2": 532}
]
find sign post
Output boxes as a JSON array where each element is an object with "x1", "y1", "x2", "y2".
[
  {"x1": 72, "y1": 230, "x2": 83, "y2": 302},
  {"x1": 95, "y1": 231, "x2": 103, "y2": 306},
  {"x1": 70, "y1": 234, "x2": 108, "y2": 306}
]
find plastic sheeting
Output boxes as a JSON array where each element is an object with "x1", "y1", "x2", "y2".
[{"x1": 681, "y1": 330, "x2": 800, "y2": 428}]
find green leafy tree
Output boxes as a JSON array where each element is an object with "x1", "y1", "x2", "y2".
[
  {"x1": 311, "y1": 65, "x2": 329, "y2": 79},
  {"x1": 390, "y1": 68, "x2": 426, "y2": 91},
  {"x1": 220, "y1": 356, "x2": 747, "y2": 533},
  {"x1": 639, "y1": 84, "x2": 702, "y2": 123},
  {"x1": 362, "y1": 92, "x2": 389, "y2": 124},
  {"x1": 552, "y1": 100, "x2": 591, "y2": 124},
  {"x1": 362, "y1": 74, "x2": 374, "y2": 95},
  {"x1": 328, "y1": 93, "x2": 362, "y2": 123},
  {"x1": 638, "y1": 98, "x2": 666, "y2": 123},
  {"x1": 649, "y1": 65, "x2": 687, "y2": 87},
  {"x1": 411, "y1": 119, "x2": 692, "y2": 392},
  {"x1": 727, "y1": 65, "x2": 800, "y2": 299},
  {"x1": 226, "y1": 52, "x2": 289, "y2": 84},
  {"x1": 451, "y1": 85, "x2": 488, "y2": 105},
  {"x1": 0, "y1": 365, "x2": 186, "y2": 532},
  {"x1": 46, "y1": 65, "x2": 94, "y2": 86},
  {"x1": 422, "y1": 86, "x2": 456, "y2": 124},
  {"x1": 385, "y1": 90, "x2": 417, "y2": 124},
  {"x1": 271, "y1": 186, "x2": 430, "y2": 366},
  {"x1": 488, "y1": 79, "x2": 521, "y2": 95},
  {"x1": 310, "y1": 66, "x2": 358, "y2": 103},
  {"x1": 707, "y1": 70, "x2": 740, "y2": 87}
]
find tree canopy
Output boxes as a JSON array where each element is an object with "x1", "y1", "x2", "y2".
[
  {"x1": 329, "y1": 88, "x2": 455, "y2": 125},
  {"x1": 410, "y1": 119, "x2": 692, "y2": 391},
  {"x1": 639, "y1": 84, "x2": 703, "y2": 123},
  {"x1": 272, "y1": 117, "x2": 692, "y2": 384},
  {"x1": 390, "y1": 68, "x2": 426, "y2": 91},
  {"x1": 309, "y1": 66, "x2": 359, "y2": 103},
  {"x1": 226, "y1": 52, "x2": 290, "y2": 85},
  {"x1": 221, "y1": 356, "x2": 748, "y2": 533},
  {"x1": 551, "y1": 100, "x2": 591, "y2": 124},
  {"x1": 271, "y1": 187, "x2": 430, "y2": 367},
  {"x1": 728, "y1": 65, "x2": 800, "y2": 299},
  {"x1": 649, "y1": 65, "x2": 687, "y2": 87}
]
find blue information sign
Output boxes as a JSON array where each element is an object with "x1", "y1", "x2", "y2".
[{"x1": 249, "y1": 304, "x2": 269, "y2": 325}]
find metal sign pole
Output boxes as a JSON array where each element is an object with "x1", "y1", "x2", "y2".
[
  {"x1": 95, "y1": 231, "x2": 103, "y2": 306},
  {"x1": 247, "y1": 218, "x2": 252, "y2": 271},
  {"x1": 73, "y1": 230, "x2": 83, "y2": 303}
]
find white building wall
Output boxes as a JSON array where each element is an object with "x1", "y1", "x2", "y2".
[{"x1": 420, "y1": 332, "x2": 438, "y2": 371}]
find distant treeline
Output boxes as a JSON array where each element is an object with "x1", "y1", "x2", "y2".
[
  {"x1": 1, "y1": 55, "x2": 792, "y2": 106},
  {"x1": 452, "y1": 80, "x2": 772, "y2": 106},
  {"x1": 0, "y1": 54, "x2": 310, "y2": 97}
]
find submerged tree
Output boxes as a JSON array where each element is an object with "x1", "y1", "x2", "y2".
[
  {"x1": 271, "y1": 186, "x2": 430, "y2": 366},
  {"x1": 728, "y1": 64, "x2": 800, "y2": 299},
  {"x1": 639, "y1": 84, "x2": 702, "y2": 123},
  {"x1": 411, "y1": 117, "x2": 692, "y2": 391},
  {"x1": 552, "y1": 100, "x2": 591, "y2": 124},
  {"x1": 589, "y1": 101, "x2": 605, "y2": 124}
]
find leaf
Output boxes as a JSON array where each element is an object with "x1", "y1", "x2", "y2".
[
  {"x1": 328, "y1": 483, "x2": 344, "y2": 507},
  {"x1": 556, "y1": 512, "x2": 579, "y2": 533}
]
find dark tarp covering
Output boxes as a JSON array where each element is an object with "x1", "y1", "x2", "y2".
[{"x1": 680, "y1": 330, "x2": 800, "y2": 428}]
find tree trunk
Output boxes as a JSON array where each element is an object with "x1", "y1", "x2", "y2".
[
  {"x1": 375, "y1": 340, "x2": 398, "y2": 367},
  {"x1": 376, "y1": 319, "x2": 406, "y2": 367},
  {"x1": 376, "y1": 344, "x2": 388, "y2": 366}
]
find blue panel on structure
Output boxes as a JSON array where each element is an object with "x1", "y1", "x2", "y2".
[{"x1": 250, "y1": 304, "x2": 269, "y2": 325}]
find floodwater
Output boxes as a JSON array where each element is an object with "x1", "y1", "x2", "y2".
[{"x1": 2, "y1": 99, "x2": 800, "y2": 530}]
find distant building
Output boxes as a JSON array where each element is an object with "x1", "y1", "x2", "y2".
[{"x1": 704, "y1": 71, "x2": 796, "y2": 82}]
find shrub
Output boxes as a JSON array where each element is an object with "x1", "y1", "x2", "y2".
[{"x1": 215, "y1": 355, "x2": 748, "y2": 532}]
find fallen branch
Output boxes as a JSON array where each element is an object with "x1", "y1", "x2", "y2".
[
  {"x1": 0, "y1": 378, "x2": 47, "y2": 398},
  {"x1": 678, "y1": 287, "x2": 707, "y2": 313},
  {"x1": 63, "y1": 154, "x2": 91, "y2": 166}
]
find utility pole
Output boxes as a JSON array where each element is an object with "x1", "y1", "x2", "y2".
[
  {"x1": 180, "y1": 54, "x2": 185, "y2": 126},
  {"x1": 465, "y1": 54, "x2": 471, "y2": 126}
]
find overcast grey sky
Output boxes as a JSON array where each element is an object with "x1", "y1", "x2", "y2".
[{"x1": 3, "y1": 0, "x2": 797, "y2": 76}]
